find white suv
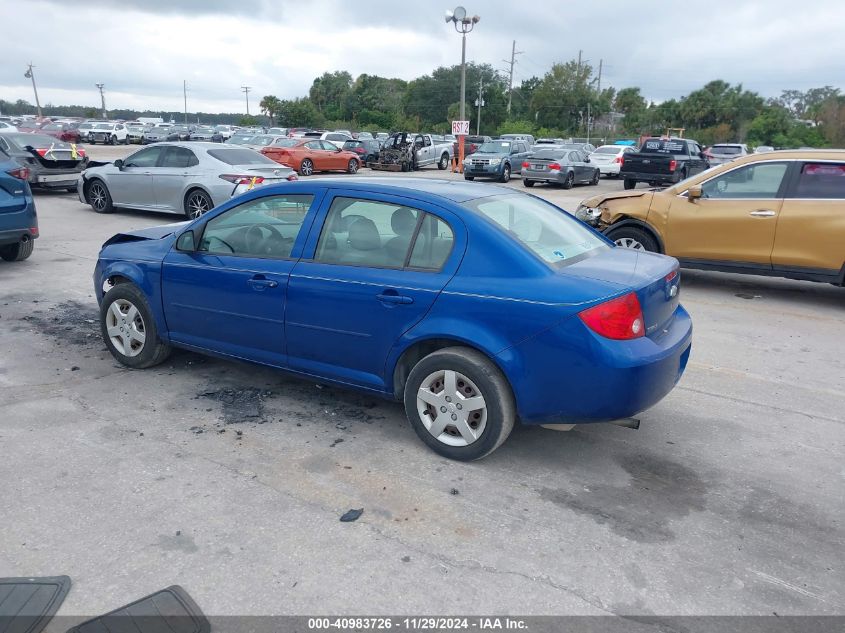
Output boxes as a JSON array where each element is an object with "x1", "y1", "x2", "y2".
[
  {"x1": 704, "y1": 143, "x2": 750, "y2": 166},
  {"x1": 320, "y1": 131, "x2": 353, "y2": 149},
  {"x1": 214, "y1": 125, "x2": 235, "y2": 140},
  {"x1": 88, "y1": 122, "x2": 128, "y2": 145}
]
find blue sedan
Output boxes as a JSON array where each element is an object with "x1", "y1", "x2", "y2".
[{"x1": 93, "y1": 178, "x2": 692, "y2": 460}]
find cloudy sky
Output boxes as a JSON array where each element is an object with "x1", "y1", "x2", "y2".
[{"x1": 1, "y1": 0, "x2": 843, "y2": 114}]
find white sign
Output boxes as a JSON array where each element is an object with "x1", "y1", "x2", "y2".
[{"x1": 451, "y1": 120, "x2": 470, "y2": 135}]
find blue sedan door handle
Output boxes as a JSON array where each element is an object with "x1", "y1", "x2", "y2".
[
  {"x1": 376, "y1": 289, "x2": 413, "y2": 305},
  {"x1": 247, "y1": 275, "x2": 278, "y2": 291}
]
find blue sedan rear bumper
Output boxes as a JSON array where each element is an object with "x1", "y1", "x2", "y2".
[{"x1": 497, "y1": 305, "x2": 692, "y2": 425}]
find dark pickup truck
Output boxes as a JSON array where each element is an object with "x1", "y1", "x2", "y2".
[{"x1": 620, "y1": 138, "x2": 710, "y2": 189}]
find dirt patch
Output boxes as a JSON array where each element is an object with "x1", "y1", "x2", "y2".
[
  {"x1": 281, "y1": 382, "x2": 387, "y2": 427},
  {"x1": 200, "y1": 387, "x2": 274, "y2": 424},
  {"x1": 18, "y1": 300, "x2": 102, "y2": 348}
]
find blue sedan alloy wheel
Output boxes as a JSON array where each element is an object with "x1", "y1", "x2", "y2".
[{"x1": 404, "y1": 347, "x2": 515, "y2": 461}]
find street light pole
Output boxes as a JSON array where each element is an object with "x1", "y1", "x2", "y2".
[
  {"x1": 446, "y1": 7, "x2": 479, "y2": 173},
  {"x1": 95, "y1": 83, "x2": 107, "y2": 119},
  {"x1": 24, "y1": 64, "x2": 42, "y2": 118},
  {"x1": 460, "y1": 31, "x2": 467, "y2": 124}
]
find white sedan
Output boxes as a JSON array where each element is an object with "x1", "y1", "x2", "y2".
[{"x1": 589, "y1": 144, "x2": 636, "y2": 178}]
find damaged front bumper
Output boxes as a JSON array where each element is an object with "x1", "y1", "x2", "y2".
[{"x1": 574, "y1": 204, "x2": 603, "y2": 227}]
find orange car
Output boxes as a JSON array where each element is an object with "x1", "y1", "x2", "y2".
[{"x1": 261, "y1": 139, "x2": 361, "y2": 176}]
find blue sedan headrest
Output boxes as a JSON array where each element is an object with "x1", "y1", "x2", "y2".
[
  {"x1": 391, "y1": 207, "x2": 416, "y2": 236},
  {"x1": 347, "y1": 218, "x2": 381, "y2": 251}
]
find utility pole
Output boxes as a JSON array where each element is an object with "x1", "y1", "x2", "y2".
[
  {"x1": 24, "y1": 64, "x2": 42, "y2": 118},
  {"x1": 596, "y1": 59, "x2": 603, "y2": 94},
  {"x1": 241, "y1": 86, "x2": 251, "y2": 116},
  {"x1": 587, "y1": 103, "x2": 591, "y2": 145},
  {"x1": 183, "y1": 80, "x2": 188, "y2": 125},
  {"x1": 475, "y1": 76, "x2": 484, "y2": 135},
  {"x1": 95, "y1": 83, "x2": 107, "y2": 119},
  {"x1": 577, "y1": 50, "x2": 582, "y2": 72},
  {"x1": 502, "y1": 40, "x2": 523, "y2": 116}
]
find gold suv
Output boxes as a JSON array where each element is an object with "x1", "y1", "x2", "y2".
[{"x1": 576, "y1": 150, "x2": 845, "y2": 286}]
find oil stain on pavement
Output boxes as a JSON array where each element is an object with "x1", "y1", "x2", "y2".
[{"x1": 538, "y1": 453, "x2": 708, "y2": 543}]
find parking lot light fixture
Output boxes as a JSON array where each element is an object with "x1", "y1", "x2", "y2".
[{"x1": 25, "y1": 64, "x2": 43, "y2": 118}]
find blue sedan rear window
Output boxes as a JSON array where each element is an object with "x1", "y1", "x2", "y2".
[{"x1": 463, "y1": 194, "x2": 607, "y2": 264}]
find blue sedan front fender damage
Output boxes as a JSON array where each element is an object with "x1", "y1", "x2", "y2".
[{"x1": 94, "y1": 239, "x2": 174, "y2": 343}]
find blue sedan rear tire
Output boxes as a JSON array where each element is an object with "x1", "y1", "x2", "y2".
[{"x1": 404, "y1": 346, "x2": 515, "y2": 461}]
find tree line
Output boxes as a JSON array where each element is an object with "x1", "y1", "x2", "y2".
[
  {"x1": 4, "y1": 58, "x2": 843, "y2": 147},
  {"x1": 258, "y1": 64, "x2": 842, "y2": 147}
]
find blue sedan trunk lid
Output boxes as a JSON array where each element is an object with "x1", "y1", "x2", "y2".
[{"x1": 564, "y1": 248, "x2": 680, "y2": 337}]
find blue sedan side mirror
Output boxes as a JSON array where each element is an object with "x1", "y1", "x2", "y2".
[{"x1": 176, "y1": 230, "x2": 197, "y2": 251}]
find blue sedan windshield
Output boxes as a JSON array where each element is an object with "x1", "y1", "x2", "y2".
[{"x1": 462, "y1": 194, "x2": 607, "y2": 264}]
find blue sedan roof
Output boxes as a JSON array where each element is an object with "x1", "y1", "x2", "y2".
[{"x1": 303, "y1": 177, "x2": 513, "y2": 203}]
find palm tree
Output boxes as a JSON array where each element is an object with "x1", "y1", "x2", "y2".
[{"x1": 259, "y1": 95, "x2": 281, "y2": 125}]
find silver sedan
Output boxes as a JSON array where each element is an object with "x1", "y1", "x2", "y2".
[
  {"x1": 77, "y1": 142, "x2": 297, "y2": 218},
  {"x1": 521, "y1": 148, "x2": 600, "y2": 189}
]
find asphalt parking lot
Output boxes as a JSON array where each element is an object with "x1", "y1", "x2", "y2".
[{"x1": 1, "y1": 143, "x2": 843, "y2": 617}]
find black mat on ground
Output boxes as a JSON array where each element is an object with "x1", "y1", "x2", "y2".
[
  {"x1": 0, "y1": 576, "x2": 72, "y2": 633},
  {"x1": 66, "y1": 585, "x2": 209, "y2": 633}
]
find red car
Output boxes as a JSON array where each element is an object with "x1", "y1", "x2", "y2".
[
  {"x1": 38, "y1": 121, "x2": 81, "y2": 143},
  {"x1": 262, "y1": 138, "x2": 361, "y2": 176}
]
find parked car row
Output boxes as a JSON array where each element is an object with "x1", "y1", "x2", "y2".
[
  {"x1": 462, "y1": 138, "x2": 602, "y2": 188},
  {"x1": 139, "y1": 125, "x2": 224, "y2": 145}
]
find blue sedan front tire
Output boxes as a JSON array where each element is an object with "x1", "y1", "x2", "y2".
[
  {"x1": 100, "y1": 283, "x2": 171, "y2": 369},
  {"x1": 404, "y1": 347, "x2": 515, "y2": 460}
]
